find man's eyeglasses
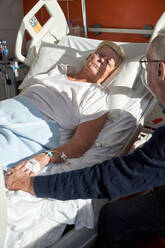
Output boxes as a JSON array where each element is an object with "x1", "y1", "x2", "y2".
[{"x1": 139, "y1": 56, "x2": 165, "y2": 70}]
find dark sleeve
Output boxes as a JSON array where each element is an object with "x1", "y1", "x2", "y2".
[{"x1": 34, "y1": 126, "x2": 165, "y2": 200}]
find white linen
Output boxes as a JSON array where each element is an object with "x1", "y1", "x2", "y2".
[
  {"x1": 4, "y1": 88, "x2": 150, "y2": 248},
  {"x1": 5, "y1": 189, "x2": 93, "y2": 248}
]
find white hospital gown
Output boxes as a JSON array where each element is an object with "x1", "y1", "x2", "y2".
[{"x1": 21, "y1": 64, "x2": 109, "y2": 144}]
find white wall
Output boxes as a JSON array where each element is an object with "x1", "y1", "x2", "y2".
[{"x1": 0, "y1": 0, "x2": 25, "y2": 58}]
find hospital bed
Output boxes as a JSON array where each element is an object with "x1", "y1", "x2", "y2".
[{"x1": 1, "y1": 0, "x2": 165, "y2": 247}]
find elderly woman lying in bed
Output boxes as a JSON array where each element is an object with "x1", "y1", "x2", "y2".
[{"x1": 5, "y1": 40, "x2": 126, "y2": 182}]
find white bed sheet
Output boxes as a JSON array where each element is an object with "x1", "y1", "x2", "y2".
[
  {"x1": 5, "y1": 94, "x2": 150, "y2": 248},
  {"x1": 5, "y1": 36, "x2": 152, "y2": 248},
  {"x1": 5, "y1": 97, "x2": 151, "y2": 248}
]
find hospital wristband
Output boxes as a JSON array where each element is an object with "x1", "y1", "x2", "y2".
[{"x1": 45, "y1": 151, "x2": 55, "y2": 162}]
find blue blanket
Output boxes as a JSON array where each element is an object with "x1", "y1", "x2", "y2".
[{"x1": 0, "y1": 95, "x2": 59, "y2": 171}]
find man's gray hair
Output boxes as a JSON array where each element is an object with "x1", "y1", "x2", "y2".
[{"x1": 151, "y1": 28, "x2": 165, "y2": 60}]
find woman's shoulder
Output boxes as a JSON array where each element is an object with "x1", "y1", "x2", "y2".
[{"x1": 88, "y1": 83, "x2": 109, "y2": 96}]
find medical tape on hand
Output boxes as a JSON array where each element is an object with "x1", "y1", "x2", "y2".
[{"x1": 25, "y1": 159, "x2": 41, "y2": 173}]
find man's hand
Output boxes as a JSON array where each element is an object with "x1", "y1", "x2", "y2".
[{"x1": 5, "y1": 169, "x2": 35, "y2": 195}]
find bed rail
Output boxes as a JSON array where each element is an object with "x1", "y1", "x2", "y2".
[
  {"x1": 15, "y1": 0, "x2": 69, "y2": 66},
  {"x1": 0, "y1": 163, "x2": 7, "y2": 248}
]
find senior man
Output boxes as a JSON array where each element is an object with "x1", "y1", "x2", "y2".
[{"x1": 6, "y1": 29, "x2": 165, "y2": 247}]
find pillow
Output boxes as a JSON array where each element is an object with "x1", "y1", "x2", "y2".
[
  {"x1": 104, "y1": 56, "x2": 141, "y2": 120},
  {"x1": 19, "y1": 42, "x2": 93, "y2": 89}
]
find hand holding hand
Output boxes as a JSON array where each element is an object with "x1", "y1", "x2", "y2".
[
  {"x1": 5, "y1": 152, "x2": 51, "y2": 194},
  {"x1": 5, "y1": 169, "x2": 35, "y2": 195}
]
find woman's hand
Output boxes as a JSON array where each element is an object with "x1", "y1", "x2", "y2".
[
  {"x1": 5, "y1": 152, "x2": 51, "y2": 194},
  {"x1": 27, "y1": 152, "x2": 51, "y2": 170},
  {"x1": 6, "y1": 152, "x2": 51, "y2": 176}
]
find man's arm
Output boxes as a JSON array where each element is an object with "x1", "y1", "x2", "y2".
[{"x1": 34, "y1": 126, "x2": 165, "y2": 200}]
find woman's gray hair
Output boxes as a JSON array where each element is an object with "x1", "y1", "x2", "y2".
[{"x1": 151, "y1": 28, "x2": 165, "y2": 60}]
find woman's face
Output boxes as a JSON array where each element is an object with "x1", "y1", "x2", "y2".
[{"x1": 84, "y1": 45, "x2": 119, "y2": 83}]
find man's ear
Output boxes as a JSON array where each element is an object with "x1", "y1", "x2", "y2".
[{"x1": 158, "y1": 62, "x2": 165, "y2": 80}]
